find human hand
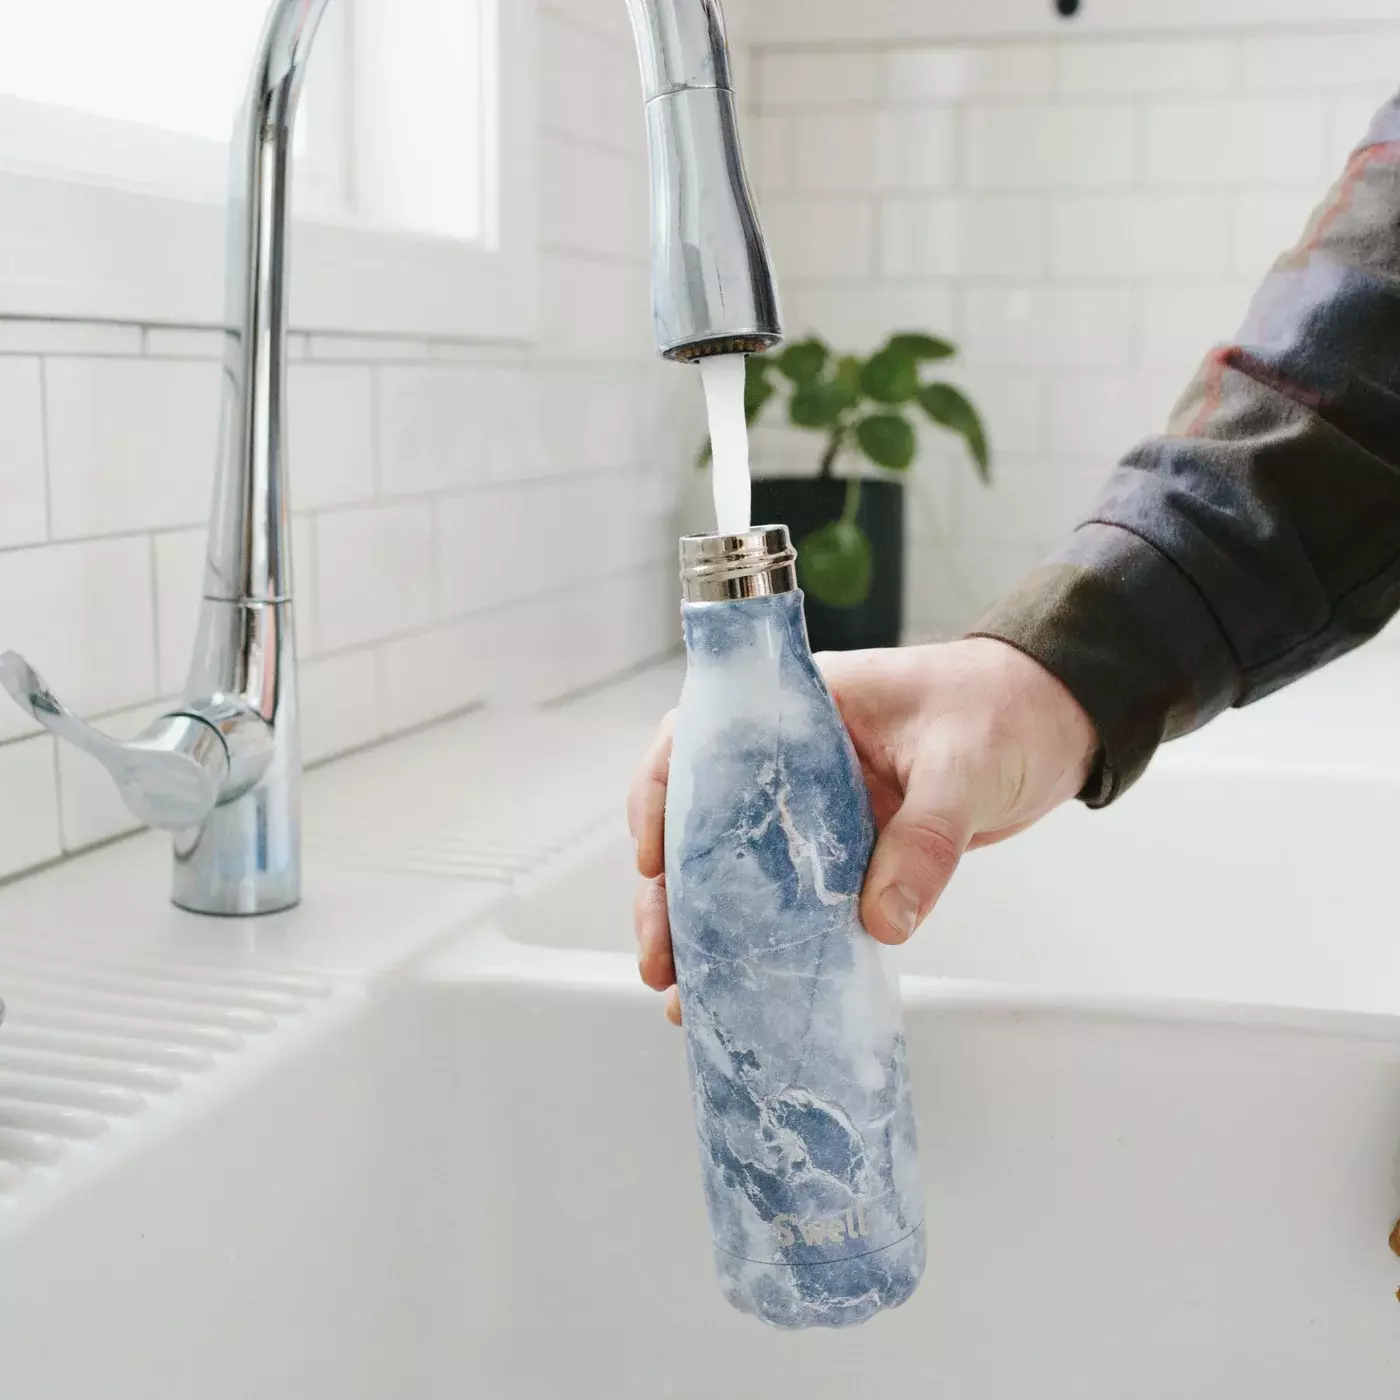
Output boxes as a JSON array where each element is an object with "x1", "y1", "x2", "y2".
[{"x1": 627, "y1": 638, "x2": 1099, "y2": 1023}]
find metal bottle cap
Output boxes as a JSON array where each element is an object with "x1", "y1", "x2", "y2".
[{"x1": 680, "y1": 526, "x2": 798, "y2": 602}]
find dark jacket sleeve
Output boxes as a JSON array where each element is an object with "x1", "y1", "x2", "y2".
[{"x1": 971, "y1": 96, "x2": 1400, "y2": 807}]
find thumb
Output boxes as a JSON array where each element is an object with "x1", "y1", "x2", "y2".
[{"x1": 860, "y1": 752, "x2": 978, "y2": 946}]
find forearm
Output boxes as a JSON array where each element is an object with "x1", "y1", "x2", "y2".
[{"x1": 974, "y1": 97, "x2": 1400, "y2": 805}]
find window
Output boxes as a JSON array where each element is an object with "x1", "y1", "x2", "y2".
[
  {"x1": 0, "y1": 0, "x2": 534, "y2": 338},
  {"x1": 353, "y1": 0, "x2": 491, "y2": 244},
  {"x1": 0, "y1": 2, "x2": 325, "y2": 201}
]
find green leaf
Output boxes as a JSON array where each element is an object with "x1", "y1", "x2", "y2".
[
  {"x1": 790, "y1": 373, "x2": 860, "y2": 430},
  {"x1": 886, "y1": 332, "x2": 956, "y2": 362},
  {"x1": 855, "y1": 413, "x2": 918, "y2": 471},
  {"x1": 918, "y1": 383, "x2": 990, "y2": 481},
  {"x1": 859, "y1": 348, "x2": 920, "y2": 404},
  {"x1": 776, "y1": 339, "x2": 830, "y2": 384},
  {"x1": 799, "y1": 520, "x2": 874, "y2": 609},
  {"x1": 834, "y1": 354, "x2": 863, "y2": 394}
]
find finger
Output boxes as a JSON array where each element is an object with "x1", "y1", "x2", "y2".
[
  {"x1": 626, "y1": 712, "x2": 675, "y2": 879},
  {"x1": 665, "y1": 986, "x2": 683, "y2": 1026},
  {"x1": 634, "y1": 877, "x2": 675, "y2": 992},
  {"x1": 860, "y1": 750, "x2": 979, "y2": 946},
  {"x1": 813, "y1": 647, "x2": 877, "y2": 703}
]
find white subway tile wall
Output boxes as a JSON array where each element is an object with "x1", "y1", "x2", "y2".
[
  {"x1": 885, "y1": 45, "x2": 1054, "y2": 103},
  {"x1": 6, "y1": 16, "x2": 1398, "y2": 885},
  {"x1": 750, "y1": 23, "x2": 1400, "y2": 639},
  {"x1": 0, "y1": 2, "x2": 692, "y2": 881},
  {"x1": 44, "y1": 358, "x2": 222, "y2": 538}
]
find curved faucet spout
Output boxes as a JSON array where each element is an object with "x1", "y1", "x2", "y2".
[
  {"x1": 169, "y1": 0, "x2": 780, "y2": 916},
  {"x1": 173, "y1": 0, "x2": 331, "y2": 914},
  {"x1": 210, "y1": 0, "x2": 331, "y2": 609}
]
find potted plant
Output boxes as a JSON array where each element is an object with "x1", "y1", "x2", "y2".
[{"x1": 705, "y1": 333, "x2": 990, "y2": 652}]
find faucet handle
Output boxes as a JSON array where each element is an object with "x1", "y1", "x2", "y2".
[{"x1": 0, "y1": 652, "x2": 229, "y2": 832}]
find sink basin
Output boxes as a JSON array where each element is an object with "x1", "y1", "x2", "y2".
[
  {"x1": 4, "y1": 675, "x2": 1400, "y2": 1397},
  {"x1": 5, "y1": 911, "x2": 1400, "y2": 1397}
]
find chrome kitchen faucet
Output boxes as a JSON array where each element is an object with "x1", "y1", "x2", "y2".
[{"x1": 0, "y1": 0, "x2": 781, "y2": 917}]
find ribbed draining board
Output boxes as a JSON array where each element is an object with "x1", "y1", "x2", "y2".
[
  {"x1": 0, "y1": 703, "x2": 661, "y2": 1214},
  {"x1": 0, "y1": 931, "x2": 336, "y2": 1211}
]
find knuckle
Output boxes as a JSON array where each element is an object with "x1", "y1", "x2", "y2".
[
  {"x1": 899, "y1": 813, "x2": 965, "y2": 879},
  {"x1": 634, "y1": 878, "x2": 666, "y2": 928}
]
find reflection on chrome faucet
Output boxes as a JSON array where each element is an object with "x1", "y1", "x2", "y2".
[{"x1": 0, "y1": 0, "x2": 780, "y2": 918}]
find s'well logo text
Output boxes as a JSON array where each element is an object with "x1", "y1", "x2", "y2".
[{"x1": 772, "y1": 1205, "x2": 874, "y2": 1249}]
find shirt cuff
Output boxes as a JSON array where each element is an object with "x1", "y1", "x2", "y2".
[{"x1": 966, "y1": 522, "x2": 1241, "y2": 807}]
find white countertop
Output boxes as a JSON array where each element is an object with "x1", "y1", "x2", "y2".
[
  {"x1": 3, "y1": 637, "x2": 1396, "y2": 972},
  {"x1": 0, "y1": 661, "x2": 684, "y2": 977}
]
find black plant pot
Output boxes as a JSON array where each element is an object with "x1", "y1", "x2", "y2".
[{"x1": 751, "y1": 477, "x2": 905, "y2": 653}]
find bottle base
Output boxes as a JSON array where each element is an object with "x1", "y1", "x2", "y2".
[{"x1": 717, "y1": 1223, "x2": 926, "y2": 1330}]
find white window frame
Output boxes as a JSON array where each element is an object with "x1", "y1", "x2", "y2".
[
  {"x1": 747, "y1": 0, "x2": 1400, "y2": 44},
  {"x1": 0, "y1": 0, "x2": 537, "y2": 342}
]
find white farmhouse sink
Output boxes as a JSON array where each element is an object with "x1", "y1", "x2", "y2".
[{"x1": 3, "y1": 658, "x2": 1400, "y2": 1397}]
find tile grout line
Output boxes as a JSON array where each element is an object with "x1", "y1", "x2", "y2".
[
  {"x1": 148, "y1": 533, "x2": 164, "y2": 706},
  {"x1": 36, "y1": 357, "x2": 53, "y2": 546},
  {"x1": 369, "y1": 364, "x2": 384, "y2": 499}
]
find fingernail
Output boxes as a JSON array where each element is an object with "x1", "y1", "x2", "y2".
[{"x1": 879, "y1": 884, "x2": 922, "y2": 942}]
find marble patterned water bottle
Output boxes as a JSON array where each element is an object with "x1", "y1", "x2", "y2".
[{"x1": 665, "y1": 527, "x2": 926, "y2": 1330}]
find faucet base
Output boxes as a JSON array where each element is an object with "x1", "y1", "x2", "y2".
[
  {"x1": 171, "y1": 599, "x2": 301, "y2": 918},
  {"x1": 171, "y1": 888, "x2": 301, "y2": 918}
]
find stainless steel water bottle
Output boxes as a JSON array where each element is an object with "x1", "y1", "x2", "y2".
[{"x1": 664, "y1": 527, "x2": 926, "y2": 1329}]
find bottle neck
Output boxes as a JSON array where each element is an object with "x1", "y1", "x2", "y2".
[
  {"x1": 681, "y1": 589, "x2": 809, "y2": 663},
  {"x1": 679, "y1": 526, "x2": 797, "y2": 603}
]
